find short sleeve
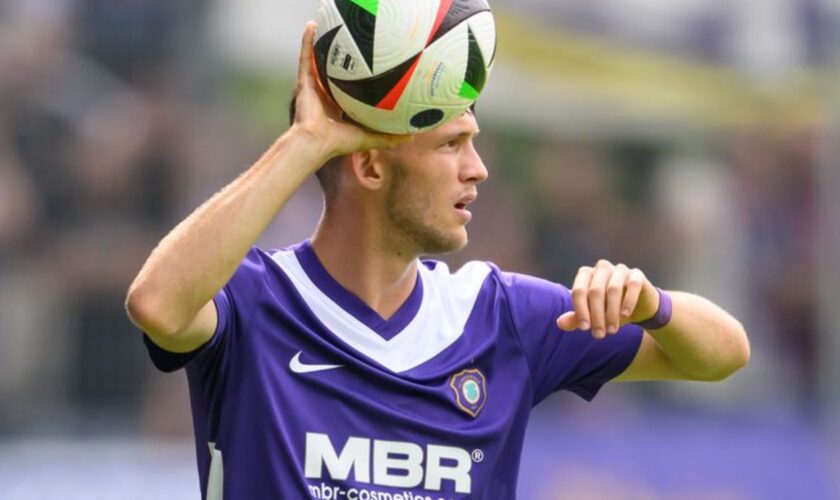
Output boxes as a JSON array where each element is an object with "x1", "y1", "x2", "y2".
[
  {"x1": 142, "y1": 248, "x2": 269, "y2": 373},
  {"x1": 499, "y1": 270, "x2": 643, "y2": 404}
]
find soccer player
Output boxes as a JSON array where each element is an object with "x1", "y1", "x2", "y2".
[{"x1": 126, "y1": 23, "x2": 750, "y2": 499}]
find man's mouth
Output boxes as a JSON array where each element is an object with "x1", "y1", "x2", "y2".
[
  {"x1": 454, "y1": 193, "x2": 477, "y2": 222},
  {"x1": 455, "y1": 192, "x2": 477, "y2": 209}
]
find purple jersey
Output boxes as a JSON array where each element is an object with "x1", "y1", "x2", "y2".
[{"x1": 143, "y1": 241, "x2": 642, "y2": 499}]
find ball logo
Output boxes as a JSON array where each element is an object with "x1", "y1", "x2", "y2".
[{"x1": 449, "y1": 368, "x2": 487, "y2": 418}]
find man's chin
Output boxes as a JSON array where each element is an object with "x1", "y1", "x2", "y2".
[{"x1": 421, "y1": 230, "x2": 468, "y2": 256}]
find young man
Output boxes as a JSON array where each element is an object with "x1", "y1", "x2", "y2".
[{"x1": 126, "y1": 23, "x2": 750, "y2": 499}]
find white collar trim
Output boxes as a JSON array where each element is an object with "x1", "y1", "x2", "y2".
[{"x1": 271, "y1": 249, "x2": 491, "y2": 373}]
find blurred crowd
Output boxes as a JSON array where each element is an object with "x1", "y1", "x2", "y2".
[
  {"x1": 0, "y1": 0, "x2": 830, "y2": 440},
  {"x1": 0, "y1": 0, "x2": 229, "y2": 434}
]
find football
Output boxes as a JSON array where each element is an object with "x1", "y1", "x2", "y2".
[{"x1": 314, "y1": 0, "x2": 496, "y2": 134}]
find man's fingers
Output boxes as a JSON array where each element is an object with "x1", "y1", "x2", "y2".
[
  {"x1": 365, "y1": 132, "x2": 414, "y2": 149},
  {"x1": 556, "y1": 311, "x2": 581, "y2": 331},
  {"x1": 340, "y1": 126, "x2": 414, "y2": 153},
  {"x1": 570, "y1": 266, "x2": 594, "y2": 331},
  {"x1": 297, "y1": 22, "x2": 317, "y2": 86},
  {"x1": 587, "y1": 260, "x2": 612, "y2": 339},
  {"x1": 621, "y1": 268, "x2": 645, "y2": 322},
  {"x1": 605, "y1": 264, "x2": 629, "y2": 334}
]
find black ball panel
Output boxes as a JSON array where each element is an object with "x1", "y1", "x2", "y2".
[{"x1": 410, "y1": 109, "x2": 445, "y2": 128}]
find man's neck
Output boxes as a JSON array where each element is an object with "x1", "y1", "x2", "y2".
[{"x1": 310, "y1": 222, "x2": 419, "y2": 321}]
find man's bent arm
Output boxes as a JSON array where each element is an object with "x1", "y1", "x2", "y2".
[
  {"x1": 557, "y1": 261, "x2": 750, "y2": 382},
  {"x1": 126, "y1": 130, "x2": 331, "y2": 352},
  {"x1": 615, "y1": 290, "x2": 750, "y2": 382}
]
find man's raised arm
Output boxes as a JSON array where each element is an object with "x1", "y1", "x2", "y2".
[{"x1": 125, "y1": 23, "x2": 409, "y2": 353}]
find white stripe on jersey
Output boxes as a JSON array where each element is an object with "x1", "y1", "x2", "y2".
[
  {"x1": 207, "y1": 442, "x2": 223, "y2": 500},
  {"x1": 271, "y1": 250, "x2": 491, "y2": 373}
]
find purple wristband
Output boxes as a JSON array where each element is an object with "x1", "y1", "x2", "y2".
[{"x1": 634, "y1": 287, "x2": 672, "y2": 330}]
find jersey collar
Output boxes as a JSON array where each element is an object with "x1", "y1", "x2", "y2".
[{"x1": 293, "y1": 240, "x2": 424, "y2": 341}]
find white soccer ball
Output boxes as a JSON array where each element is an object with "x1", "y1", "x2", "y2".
[{"x1": 314, "y1": 0, "x2": 496, "y2": 134}]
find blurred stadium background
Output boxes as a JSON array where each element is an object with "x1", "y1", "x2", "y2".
[{"x1": 1, "y1": 0, "x2": 839, "y2": 498}]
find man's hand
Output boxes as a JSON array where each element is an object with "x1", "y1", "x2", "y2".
[
  {"x1": 556, "y1": 259, "x2": 661, "y2": 339},
  {"x1": 291, "y1": 22, "x2": 411, "y2": 159}
]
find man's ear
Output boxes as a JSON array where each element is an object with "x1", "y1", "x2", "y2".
[{"x1": 349, "y1": 150, "x2": 386, "y2": 191}]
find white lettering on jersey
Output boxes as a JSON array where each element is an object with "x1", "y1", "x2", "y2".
[
  {"x1": 373, "y1": 439, "x2": 424, "y2": 488},
  {"x1": 305, "y1": 433, "x2": 371, "y2": 483},
  {"x1": 304, "y1": 433, "x2": 473, "y2": 493},
  {"x1": 425, "y1": 444, "x2": 472, "y2": 492}
]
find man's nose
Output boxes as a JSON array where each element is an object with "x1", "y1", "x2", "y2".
[{"x1": 461, "y1": 143, "x2": 488, "y2": 184}]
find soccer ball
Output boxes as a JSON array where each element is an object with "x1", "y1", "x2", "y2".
[{"x1": 314, "y1": 0, "x2": 496, "y2": 134}]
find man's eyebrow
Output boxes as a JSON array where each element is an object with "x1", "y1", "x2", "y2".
[{"x1": 447, "y1": 129, "x2": 480, "y2": 141}]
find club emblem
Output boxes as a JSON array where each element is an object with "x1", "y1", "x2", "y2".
[{"x1": 449, "y1": 368, "x2": 487, "y2": 418}]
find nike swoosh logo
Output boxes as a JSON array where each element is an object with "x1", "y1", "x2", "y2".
[{"x1": 289, "y1": 351, "x2": 344, "y2": 374}]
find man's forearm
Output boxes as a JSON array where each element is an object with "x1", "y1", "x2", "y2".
[
  {"x1": 126, "y1": 128, "x2": 330, "y2": 337},
  {"x1": 646, "y1": 291, "x2": 750, "y2": 381}
]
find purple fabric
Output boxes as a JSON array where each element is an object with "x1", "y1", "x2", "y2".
[
  {"x1": 294, "y1": 240, "x2": 424, "y2": 341},
  {"x1": 635, "y1": 287, "x2": 673, "y2": 330},
  {"x1": 494, "y1": 268, "x2": 644, "y2": 404},
  {"x1": 141, "y1": 246, "x2": 643, "y2": 499}
]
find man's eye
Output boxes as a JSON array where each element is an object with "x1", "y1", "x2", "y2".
[{"x1": 444, "y1": 140, "x2": 459, "y2": 149}]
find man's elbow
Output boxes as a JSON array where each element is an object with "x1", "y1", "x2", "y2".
[
  {"x1": 727, "y1": 321, "x2": 751, "y2": 375},
  {"x1": 700, "y1": 323, "x2": 751, "y2": 382},
  {"x1": 125, "y1": 285, "x2": 183, "y2": 339}
]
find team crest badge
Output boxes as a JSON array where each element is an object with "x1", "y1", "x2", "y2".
[{"x1": 449, "y1": 368, "x2": 487, "y2": 418}]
